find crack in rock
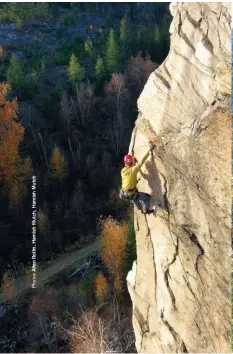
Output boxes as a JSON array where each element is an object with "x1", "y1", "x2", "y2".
[
  {"x1": 180, "y1": 29, "x2": 196, "y2": 52},
  {"x1": 183, "y1": 275, "x2": 196, "y2": 300},
  {"x1": 144, "y1": 218, "x2": 157, "y2": 304},
  {"x1": 155, "y1": 72, "x2": 171, "y2": 90},
  {"x1": 164, "y1": 237, "x2": 179, "y2": 309},
  {"x1": 135, "y1": 305, "x2": 150, "y2": 352},
  {"x1": 182, "y1": 226, "x2": 204, "y2": 280},
  {"x1": 157, "y1": 168, "x2": 170, "y2": 214},
  {"x1": 160, "y1": 310, "x2": 188, "y2": 352}
]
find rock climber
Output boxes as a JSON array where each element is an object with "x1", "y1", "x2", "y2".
[{"x1": 120, "y1": 142, "x2": 156, "y2": 215}]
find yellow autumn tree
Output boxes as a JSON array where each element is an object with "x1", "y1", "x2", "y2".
[
  {"x1": 0, "y1": 83, "x2": 32, "y2": 204},
  {"x1": 114, "y1": 274, "x2": 122, "y2": 294},
  {"x1": 99, "y1": 216, "x2": 128, "y2": 292},
  {"x1": 49, "y1": 146, "x2": 67, "y2": 180},
  {"x1": 8, "y1": 156, "x2": 33, "y2": 204},
  {"x1": 95, "y1": 272, "x2": 108, "y2": 299}
]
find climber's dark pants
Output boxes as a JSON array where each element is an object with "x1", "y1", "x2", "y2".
[{"x1": 132, "y1": 192, "x2": 151, "y2": 211}]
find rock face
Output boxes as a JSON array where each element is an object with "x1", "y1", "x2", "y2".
[{"x1": 127, "y1": 3, "x2": 231, "y2": 353}]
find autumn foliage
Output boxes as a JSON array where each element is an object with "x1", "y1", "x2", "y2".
[
  {"x1": 49, "y1": 146, "x2": 67, "y2": 180},
  {"x1": 105, "y1": 73, "x2": 130, "y2": 106},
  {"x1": 0, "y1": 45, "x2": 3, "y2": 59},
  {"x1": 127, "y1": 54, "x2": 157, "y2": 95},
  {"x1": 95, "y1": 272, "x2": 109, "y2": 299},
  {"x1": 0, "y1": 83, "x2": 32, "y2": 203},
  {"x1": 99, "y1": 216, "x2": 128, "y2": 292},
  {"x1": 0, "y1": 84, "x2": 23, "y2": 181}
]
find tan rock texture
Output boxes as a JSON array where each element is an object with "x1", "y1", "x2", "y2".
[{"x1": 127, "y1": 3, "x2": 231, "y2": 353}]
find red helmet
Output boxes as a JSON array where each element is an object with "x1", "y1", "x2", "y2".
[{"x1": 124, "y1": 154, "x2": 134, "y2": 165}]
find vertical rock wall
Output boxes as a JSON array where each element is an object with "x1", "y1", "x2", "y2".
[{"x1": 127, "y1": 3, "x2": 231, "y2": 353}]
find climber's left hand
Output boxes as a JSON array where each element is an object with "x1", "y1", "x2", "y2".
[{"x1": 149, "y1": 143, "x2": 155, "y2": 151}]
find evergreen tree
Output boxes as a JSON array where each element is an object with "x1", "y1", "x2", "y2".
[
  {"x1": 155, "y1": 27, "x2": 162, "y2": 62},
  {"x1": 120, "y1": 15, "x2": 132, "y2": 55},
  {"x1": 68, "y1": 53, "x2": 85, "y2": 84},
  {"x1": 120, "y1": 15, "x2": 130, "y2": 44},
  {"x1": 149, "y1": 27, "x2": 162, "y2": 62},
  {"x1": 84, "y1": 36, "x2": 93, "y2": 55},
  {"x1": 136, "y1": 26, "x2": 148, "y2": 57},
  {"x1": 154, "y1": 27, "x2": 160, "y2": 43},
  {"x1": 7, "y1": 54, "x2": 25, "y2": 93},
  {"x1": 95, "y1": 55, "x2": 105, "y2": 79},
  {"x1": 105, "y1": 29, "x2": 120, "y2": 73}
]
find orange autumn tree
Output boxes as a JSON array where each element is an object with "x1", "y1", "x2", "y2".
[
  {"x1": 99, "y1": 216, "x2": 128, "y2": 293},
  {"x1": 0, "y1": 83, "x2": 32, "y2": 203}
]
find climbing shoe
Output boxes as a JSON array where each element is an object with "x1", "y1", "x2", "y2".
[{"x1": 142, "y1": 206, "x2": 156, "y2": 215}]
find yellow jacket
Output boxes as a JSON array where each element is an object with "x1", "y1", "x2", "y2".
[{"x1": 121, "y1": 151, "x2": 150, "y2": 194}]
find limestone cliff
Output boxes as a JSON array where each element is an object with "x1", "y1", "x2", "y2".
[{"x1": 127, "y1": 3, "x2": 231, "y2": 353}]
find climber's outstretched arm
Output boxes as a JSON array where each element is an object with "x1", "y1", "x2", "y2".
[{"x1": 133, "y1": 143, "x2": 155, "y2": 173}]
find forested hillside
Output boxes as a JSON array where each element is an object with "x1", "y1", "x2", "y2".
[
  {"x1": 0, "y1": 3, "x2": 173, "y2": 352},
  {"x1": 0, "y1": 2, "x2": 170, "y2": 281}
]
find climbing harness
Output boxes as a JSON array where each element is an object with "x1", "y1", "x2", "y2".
[{"x1": 119, "y1": 188, "x2": 138, "y2": 203}]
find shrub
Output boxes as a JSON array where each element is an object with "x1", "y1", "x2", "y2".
[
  {"x1": 68, "y1": 308, "x2": 109, "y2": 353},
  {"x1": 65, "y1": 300, "x2": 136, "y2": 353},
  {"x1": 77, "y1": 273, "x2": 96, "y2": 300}
]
